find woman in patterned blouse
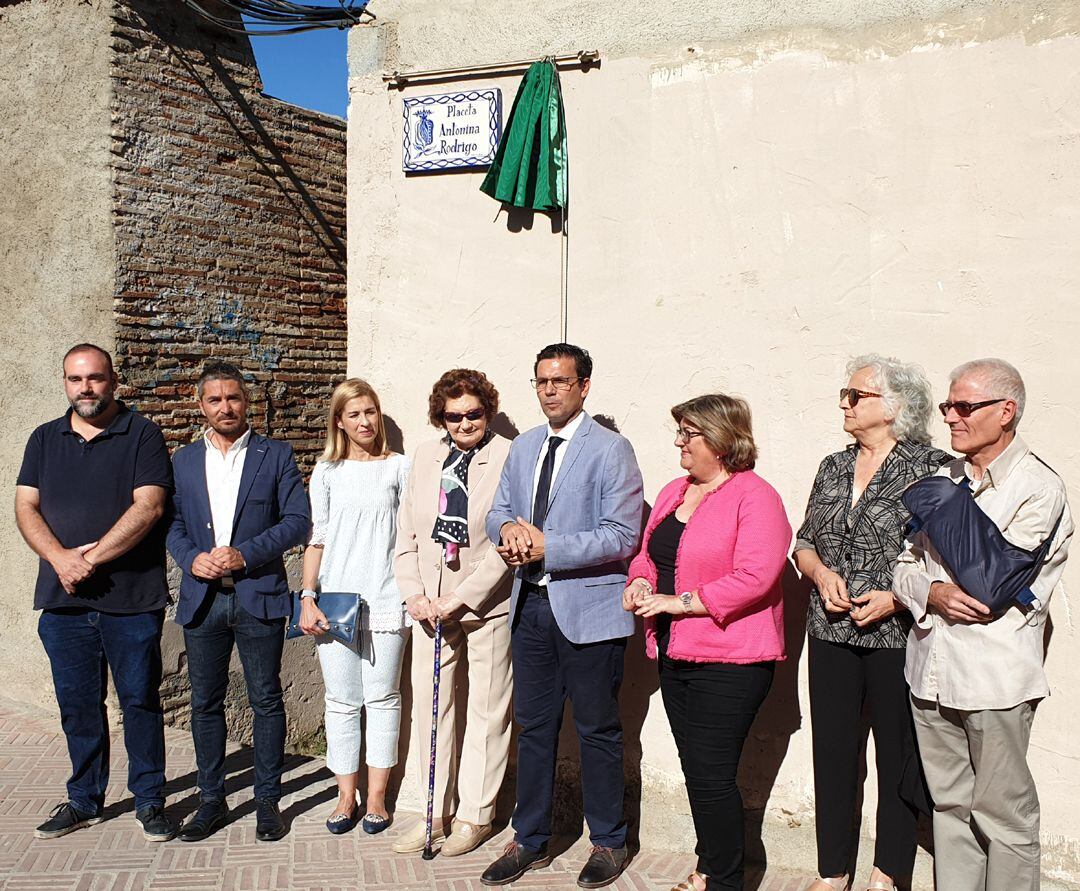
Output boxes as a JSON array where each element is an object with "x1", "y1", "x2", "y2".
[{"x1": 794, "y1": 355, "x2": 951, "y2": 891}]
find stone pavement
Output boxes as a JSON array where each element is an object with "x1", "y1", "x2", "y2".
[{"x1": 0, "y1": 700, "x2": 870, "y2": 891}]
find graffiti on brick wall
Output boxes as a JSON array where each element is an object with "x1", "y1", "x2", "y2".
[{"x1": 152, "y1": 289, "x2": 282, "y2": 371}]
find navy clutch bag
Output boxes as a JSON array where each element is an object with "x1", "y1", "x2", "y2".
[
  {"x1": 286, "y1": 593, "x2": 362, "y2": 645},
  {"x1": 902, "y1": 475, "x2": 1064, "y2": 615}
]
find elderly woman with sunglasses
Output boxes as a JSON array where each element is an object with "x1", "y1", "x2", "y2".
[
  {"x1": 391, "y1": 369, "x2": 514, "y2": 858},
  {"x1": 793, "y1": 355, "x2": 951, "y2": 891}
]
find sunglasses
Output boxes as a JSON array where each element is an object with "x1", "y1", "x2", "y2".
[
  {"x1": 443, "y1": 408, "x2": 486, "y2": 424},
  {"x1": 938, "y1": 398, "x2": 1005, "y2": 418},
  {"x1": 839, "y1": 388, "x2": 882, "y2": 407}
]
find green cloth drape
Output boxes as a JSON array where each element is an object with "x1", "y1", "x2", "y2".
[{"x1": 480, "y1": 60, "x2": 567, "y2": 211}]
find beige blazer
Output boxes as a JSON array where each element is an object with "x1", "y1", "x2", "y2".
[{"x1": 394, "y1": 433, "x2": 513, "y2": 620}]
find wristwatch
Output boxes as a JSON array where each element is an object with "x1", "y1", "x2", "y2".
[
  {"x1": 678, "y1": 591, "x2": 694, "y2": 614},
  {"x1": 300, "y1": 589, "x2": 318, "y2": 601}
]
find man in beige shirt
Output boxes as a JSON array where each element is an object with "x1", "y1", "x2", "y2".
[{"x1": 893, "y1": 358, "x2": 1072, "y2": 891}]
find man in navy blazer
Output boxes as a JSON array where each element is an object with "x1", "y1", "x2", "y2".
[
  {"x1": 481, "y1": 344, "x2": 643, "y2": 889},
  {"x1": 167, "y1": 362, "x2": 310, "y2": 843}
]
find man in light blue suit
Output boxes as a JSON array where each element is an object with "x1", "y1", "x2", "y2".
[{"x1": 481, "y1": 344, "x2": 643, "y2": 889}]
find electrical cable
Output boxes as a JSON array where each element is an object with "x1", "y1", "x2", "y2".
[{"x1": 176, "y1": 0, "x2": 374, "y2": 36}]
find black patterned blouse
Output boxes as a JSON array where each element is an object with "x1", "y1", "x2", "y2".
[{"x1": 795, "y1": 440, "x2": 952, "y2": 648}]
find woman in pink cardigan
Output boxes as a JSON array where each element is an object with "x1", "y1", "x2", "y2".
[{"x1": 623, "y1": 394, "x2": 791, "y2": 891}]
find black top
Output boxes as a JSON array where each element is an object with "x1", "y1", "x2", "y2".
[
  {"x1": 795, "y1": 440, "x2": 952, "y2": 648},
  {"x1": 647, "y1": 510, "x2": 686, "y2": 657},
  {"x1": 17, "y1": 403, "x2": 173, "y2": 613}
]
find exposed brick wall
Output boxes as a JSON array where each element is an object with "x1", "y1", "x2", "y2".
[{"x1": 109, "y1": 0, "x2": 347, "y2": 472}]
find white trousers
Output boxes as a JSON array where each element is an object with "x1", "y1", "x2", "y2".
[
  {"x1": 317, "y1": 629, "x2": 408, "y2": 774},
  {"x1": 912, "y1": 696, "x2": 1041, "y2": 891}
]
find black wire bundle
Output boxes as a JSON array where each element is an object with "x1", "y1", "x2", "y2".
[{"x1": 178, "y1": 0, "x2": 374, "y2": 36}]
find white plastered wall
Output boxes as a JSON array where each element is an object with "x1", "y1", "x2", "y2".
[
  {"x1": 0, "y1": 0, "x2": 116, "y2": 710},
  {"x1": 349, "y1": 1, "x2": 1080, "y2": 883}
]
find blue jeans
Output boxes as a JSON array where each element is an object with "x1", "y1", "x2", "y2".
[
  {"x1": 38, "y1": 608, "x2": 166, "y2": 815},
  {"x1": 183, "y1": 589, "x2": 286, "y2": 802}
]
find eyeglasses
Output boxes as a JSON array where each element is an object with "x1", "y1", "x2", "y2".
[
  {"x1": 839, "y1": 388, "x2": 882, "y2": 407},
  {"x1": 938, "y1": 398, "x2": 1005, "y2": 418},
  {"x1": 674, "y1": 428, "x2": 705, "y2": 445},
  {"x1": 530, "y1": 377, "x2": 580, "y2": 391},
  {"x1": 443, "y1": 408, "x2": 486, "y2": 424}
]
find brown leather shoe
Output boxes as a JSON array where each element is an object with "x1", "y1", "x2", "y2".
[
  {"x1": 577, "y1": 845, "x2": 628, "y2": 889},
  {"x1": 480, "y1": 840, "x2": 551, "y2": 886}
]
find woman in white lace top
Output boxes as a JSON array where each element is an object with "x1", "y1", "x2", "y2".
[{"x1": 298, "y1": 378, "x2": 411, "y2": 836}]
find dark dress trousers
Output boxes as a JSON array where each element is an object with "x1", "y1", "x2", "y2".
[{"x1": 487, "y1": 413, "x2": 644, "y2": 851}]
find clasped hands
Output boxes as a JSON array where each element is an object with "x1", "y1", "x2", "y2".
[
  {"x1": 405, "y1": 592, "x2": 464, "y2": 627},
  {"x1": 813, "y1": 566, "x2": 901, "y2": 628},
  {"x1": 496, "y1": 518, "x2": 544, "y2": 567},
  {"x1": 621, "y1": 578, "x2": 681, "y2": 617},
  {"x1": 52, "y1": 541, "x2": 99, "y2": 594},
  {"x1": 191, "y1": 547, "x2": 246, "y2": 581}
]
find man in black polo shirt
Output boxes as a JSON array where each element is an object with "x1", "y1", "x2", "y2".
[{"x1": 14, "y1": 343, "x2": 177, "y2": 842}]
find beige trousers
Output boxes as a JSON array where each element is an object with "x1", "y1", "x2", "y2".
[
  {"x1": 410, "y1": 615, "x2": 513, "y2": 826},
  {"x1": 911, "y1": 696, "x2": 1040, "y2": 891}
]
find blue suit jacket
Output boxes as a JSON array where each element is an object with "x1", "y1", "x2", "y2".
[
  {"x1": 167, "y1": 433, "x2": 311, "y2": 626},
  {"x1": 487, "y1": 412, "x2": 644, "y2": 644}
]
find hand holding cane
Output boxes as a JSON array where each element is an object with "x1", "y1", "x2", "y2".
[{"x1": 421, "y1": 618, "x2": 443, "y2": 860}]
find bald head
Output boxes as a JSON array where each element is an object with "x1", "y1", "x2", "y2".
[{"x1": 63, "y1": 343, "x2": 114, "y2": 377}]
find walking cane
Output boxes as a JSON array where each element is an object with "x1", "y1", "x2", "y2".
[{"x1": 421, "y1": 618, "x2": 443, "y2": 860}]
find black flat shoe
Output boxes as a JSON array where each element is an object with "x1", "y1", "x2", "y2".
[
  {"x1": 179, "y1": 800, "x2": 229, "y2": 843},
  {"x1": 577, "y1": 845, "x2": 628, "y2": 889},
  {"x1": 325, "y1": 805, "x2": 359, "y2": 835},
  {"x1": 480, "y1": 840, "x2": 551, "y2": 886},
  {"x1": 361, "y1": 812, "x2": 390, "y2": 834},
  {"x1": 135, "y1": 804, "x2": 178, "y2": 842},
  {"x1": 34, "y1": 802, "x2": 103, "y2": 840},
  {"x1": 255, "y1": 799, "x2": 287, "y2": 842}
]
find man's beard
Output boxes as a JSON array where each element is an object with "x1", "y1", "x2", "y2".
[
  {"x1": 71, "y1": 393, "x2": 112, "y2": 418},
  {"x1": 211, "y1": 416, "x2": 245, "y2": 435}
]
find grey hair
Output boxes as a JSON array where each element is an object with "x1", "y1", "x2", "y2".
[
  {"x1": 949, "y1": 358, "x2": 1026, "y2": 428},
  {"x1": 196, "y1": 360, "x2": 249, "y2": 399},
  {"x1": 846, "y1": 353, "x2": 935, "y2": 445}
]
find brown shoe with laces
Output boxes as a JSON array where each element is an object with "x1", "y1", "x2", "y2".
[{"x1": 577, "y1": 844, "x2": 628, "y2": 888}]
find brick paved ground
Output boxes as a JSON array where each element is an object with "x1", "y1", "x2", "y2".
[{"x1": 0, "y1": 701, "x2": 879, "y2": 891}]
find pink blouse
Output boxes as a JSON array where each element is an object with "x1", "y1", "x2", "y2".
[{"x1": 627, "y1": 470, "x2": 791, "y2": 663}]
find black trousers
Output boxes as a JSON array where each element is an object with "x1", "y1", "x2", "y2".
[
  {"x1": 808, "y1": 636, "x2": 918, "y2": 881},
  {"x1": 510, "y1": 589, "x2": 627, "y2": 850},
  {"x1": 660, "y1": 656, "x2": 774, "y2": 890}
]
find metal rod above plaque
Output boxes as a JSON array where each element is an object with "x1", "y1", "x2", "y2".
[{"x1": 402, "y1": 89, "x2": 502, "y2": 173}]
